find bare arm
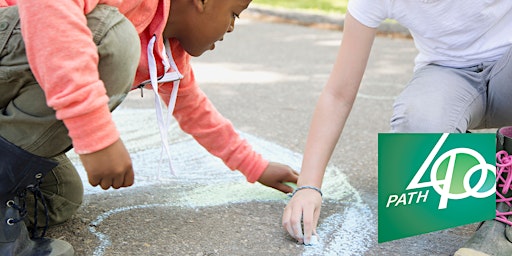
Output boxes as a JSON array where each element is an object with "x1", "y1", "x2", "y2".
[
  {"x1": 299, "y1": 12, "x2": 376, "y2": 188},
  {"x1": 282, "y1": 12, "x2": 376, "y2": 244}
]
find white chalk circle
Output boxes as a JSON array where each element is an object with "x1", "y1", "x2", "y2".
[{"x1": 67, "y1": 109, "x2": 375, "y2": 256}]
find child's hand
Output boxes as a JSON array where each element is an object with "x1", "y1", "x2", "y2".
[
  {"x1": 282, "y1": 189, "x2": 322, "y2": 245},
  {"x1": 79, "y1": 139, "x2": 134, "y2": 190},
  {"x1": 257, "y1": 162, "x2": 299, "y2": 193}
]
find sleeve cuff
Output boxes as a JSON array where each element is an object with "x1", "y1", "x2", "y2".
[
  {"x1": 62, "y1": 105, "x2": 120, "y2": 154},
  {"x1": 238, "y1": 155, "x2": 269, "y2": 183}
]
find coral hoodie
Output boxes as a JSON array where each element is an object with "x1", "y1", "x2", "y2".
[{"x1": 1, "y1": 0, "x2": 267, "y2": 182}]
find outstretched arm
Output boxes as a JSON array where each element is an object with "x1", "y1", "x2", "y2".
[
  {"x1": 167, "y1": 43, "x2": 297, "y2": 192},
  {"x1": 282, "y1": 12, "x2": 377, "y2": 244},
  {"x1": 172, "y1": 84, "x2": 299, "y2": 193}
]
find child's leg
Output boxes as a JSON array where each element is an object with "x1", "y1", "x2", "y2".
[
  {"x1": 7, "y1": 5, "x2": 139, "y2": 230},
  {"x1": 390, "y1": 64, "x2": 487, "y2": 133},
  {"x1": 483, "y1": 46, "x2": 512, "y2": 128},
  {"x1": 453, "y1": 48, "x2": 512, "y2": 256},
  {"x1": 0, "y1": 4, "x2": 139, "y2": 253},
  {"x1": 0, "y1": 5, "x2": 140, "y2": 156},
  {"x1": 24, "y1": 154, "x2": 84, "y2": 229}
]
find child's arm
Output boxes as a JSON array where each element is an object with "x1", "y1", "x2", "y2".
[
  {"x1": 172, "y1": 83, "x2": 298, "y2": 192},
  {"x1": 165, "y1": 44, "x2": 297, "y2": 192},
  {"x1": 17, "y1": 1, "x2": 134, "y2": 189},
  {"x1": 282, "y1": 12, "x2": 377, "y2": 244},
  {"x1": 172, "y1": 83, "x2": 267, "y2": 180}
]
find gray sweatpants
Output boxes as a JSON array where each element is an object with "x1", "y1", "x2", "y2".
[
  {"x1": 391, "y1": 47, "x2": 512, "y2": 133},
  {"x1": 0, "y1": 5, "x2": 140, "y2": 228}
]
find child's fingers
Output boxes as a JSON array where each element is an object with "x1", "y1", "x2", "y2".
[
  {"x1": 287, "y1": 206, "x2": 304, "y2": 243},
  {"x1": 313, "y1": 208, "x2": 321, "y2": 233},
  {"x1": 282, "y1": 204, "x2": 304, "y2": 242},
  {"x1": 124, "y1": 169, "x2": 135, "y2": 187},
  {"x1": 274, "y1": 182, "x2": 294, "y2": 194},
  {"x1": 112, "y1": 175, "x2": 124, "y2": 189},
  {"x1": 282, "y1": 207, "x2": 295, "y2": 239},
  {"x1": 88, "y1": 174, "x2": 101, "y2": 187},
  {"x1": 100, "y1": 178, "x2": 113, "y2": 190},
  {"x1": 302, "y1": 206, "x2": 315, "y2": 245},
  {"x1": 286, "y1": 173, "x2": 299, "y2": 184},
  {"x1": 292, "y1": 218, "x2": 304, "y2": 243}
]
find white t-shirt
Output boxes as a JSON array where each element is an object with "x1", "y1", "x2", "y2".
[{"x1": 347, "y1": 0, "x2": 512, "y2": 70}]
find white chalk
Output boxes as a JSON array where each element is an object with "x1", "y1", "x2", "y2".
[{"x1": 305, "y1": 235, "x2": 319, "y2": 246}]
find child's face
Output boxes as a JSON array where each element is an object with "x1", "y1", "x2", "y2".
[{"x1": 179, "y1": 0, "x2": 252, "y2": 57}]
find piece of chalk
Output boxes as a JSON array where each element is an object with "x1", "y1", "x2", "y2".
[
  {"x1": 284, "y1": 182, "x2": 297, "y2": 190},
  {"x1": 285, "y1": 182, "x2": 298, "y2": 198},
  {"x1": 304, "y1": 235, "x2": 319, "y2": 246}
]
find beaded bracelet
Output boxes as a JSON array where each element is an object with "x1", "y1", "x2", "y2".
[{"x1": 290, "y1": 185, "x2": 323, "y2": 198}]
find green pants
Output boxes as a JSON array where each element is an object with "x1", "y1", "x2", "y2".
[{"x1": 0, "y1": 5, "x2": 140, "y2": 228}]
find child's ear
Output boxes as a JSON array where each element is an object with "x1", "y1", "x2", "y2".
[{"x1": 192, "y1": 0, "x2": 208, "y2": 13}]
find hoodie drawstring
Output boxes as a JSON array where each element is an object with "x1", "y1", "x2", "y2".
[{"x1": 146, "y1": 35, "x2": 183, "y2": 176}]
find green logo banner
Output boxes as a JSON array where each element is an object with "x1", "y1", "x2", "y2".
[{"x1": 378, "y1": 133, "x2": 496, "y2": 243}]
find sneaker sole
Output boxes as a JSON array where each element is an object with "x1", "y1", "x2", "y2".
[{"x1": 454, "y1": 248, "x2": 491, "y2": 256}]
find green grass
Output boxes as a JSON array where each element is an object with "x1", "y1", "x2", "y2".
[{"x1": 252, "y1": 0, "x2": 348, "y2": 14}]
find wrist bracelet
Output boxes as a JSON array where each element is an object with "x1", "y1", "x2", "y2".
[{"x1": 290, "y1": 185, "x2": 323, "y2": 198}]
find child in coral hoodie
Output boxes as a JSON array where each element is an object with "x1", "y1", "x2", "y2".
[{"x1": 0, "y1": 0, "x2": 298, "y2": 255}]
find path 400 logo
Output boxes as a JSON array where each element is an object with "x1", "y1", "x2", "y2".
[
  {"x1": 387, "y1": 133, "x2": 496, "y2": 210},
  {"x1": 378, "y1": 133, "x2": 496, "y2": 242}
]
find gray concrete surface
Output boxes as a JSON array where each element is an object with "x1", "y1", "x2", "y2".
[{"x1": 45, "y1": 9, "x2": 480, "y2": 256}]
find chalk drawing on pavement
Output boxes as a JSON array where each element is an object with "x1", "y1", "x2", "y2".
[{"x1": 67, "y1": 109, "x2": 375, "y2": 256}]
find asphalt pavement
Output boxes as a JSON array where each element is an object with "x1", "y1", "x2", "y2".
[{"x1": 45, "y1": 6, "x2": 480, "y2": 256}]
